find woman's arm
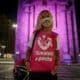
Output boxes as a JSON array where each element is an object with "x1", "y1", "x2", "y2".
[
  {"x1": 55, "y1": 36, "x2": 60, "y2": 66},
  {"x1": 55, "y1": 50, "x2": 60, "y2": 66},
  {"x1": 25, "y1": 33, "x2": 35, "y2": 71},
  {"x1": 25, "y1": 47, "x2": 32, "y2": 62}
]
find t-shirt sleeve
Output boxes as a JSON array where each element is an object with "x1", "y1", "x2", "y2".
[{"x1": 27, "y1": 33, "x2": 35, "y2": 48}]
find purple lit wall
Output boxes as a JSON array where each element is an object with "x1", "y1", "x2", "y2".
[{"x1": 15, "y1": 0, "x2": 79, "y2": 63}]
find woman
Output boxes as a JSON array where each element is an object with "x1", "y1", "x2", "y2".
[{"x1": 25, "y1": 10, "x2": 60, "y2": 80}]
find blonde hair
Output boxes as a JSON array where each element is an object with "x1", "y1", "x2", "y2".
[{"x1": 35, "y1": 10, "x2": 53, "y2": 31}]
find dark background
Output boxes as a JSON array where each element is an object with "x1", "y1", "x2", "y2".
[
  {"x1": 0, "y1": 0, "x2": 18, "y2": 53},
  {"x1": 75, "y1": 0, "x2": 80, "y2": 50},
  {"x1": 0, "y1": 0, "x2": 18, "y2": 20},
  {"x1": 0, "y1": 0, "x2": 80, "y2": 53}
]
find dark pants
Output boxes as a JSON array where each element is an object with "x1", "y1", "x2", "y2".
[{"x1": 29, "y1": 72, "x2": 57, "y2": 80}]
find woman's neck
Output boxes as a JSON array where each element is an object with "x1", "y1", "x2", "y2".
[{"x1": 42, "y1": 27, "x2": 51, "y2": 32}]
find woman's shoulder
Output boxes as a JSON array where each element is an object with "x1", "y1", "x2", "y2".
[
  {"x1": 51, "y1": 31, "x2": 58, "y2": 37},
  {"x1": 33, "y1": 30, "x2": 40, "y2": 34},
  {"x1": 33, "y1": 30, "x2": 37, "y2": 34}
]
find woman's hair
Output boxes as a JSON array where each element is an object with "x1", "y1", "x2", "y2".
[{"x1": 35, "y1": 10, "x2": 53, "y2": 30}]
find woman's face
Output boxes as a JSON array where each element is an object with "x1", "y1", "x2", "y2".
[
  {"x1": 41, "y1": 11, "x2": 52, "y2": 28},
  {"x1": 41, "y1": 17, "x2": 52, "y2": 27}
]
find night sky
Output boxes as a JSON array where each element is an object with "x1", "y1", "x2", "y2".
[{"x1": 0, "y1": 0, "x2": 18, "y2": 20}]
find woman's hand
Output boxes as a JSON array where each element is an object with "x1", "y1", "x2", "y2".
[
  {"x1": 25, "y1": 61, "x2": 31, "y2": 71},
  {"x1": 51, "y1": 66, "x2": 57, "y2": 75}
]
